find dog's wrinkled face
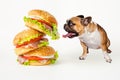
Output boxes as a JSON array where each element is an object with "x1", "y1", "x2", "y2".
[{"x1": 63, "y1": 15, "x2": 92, "y2": 38}]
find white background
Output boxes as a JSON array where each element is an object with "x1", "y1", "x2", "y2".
[{"x1": 0, "y1": 0, "x2": 120, "y2": 80}]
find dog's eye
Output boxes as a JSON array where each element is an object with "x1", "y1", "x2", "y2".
[
  {"x1": 67, "y1": 20, "x2": 75, "y2": 27},
  {"x1": 69, "y1": 22, "x2": 75, "y2": 26}
]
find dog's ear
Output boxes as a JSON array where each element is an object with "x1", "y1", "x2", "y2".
[
  {"x1": 81, "y1": 16, "x2": 92, "y2": 26},
  {"x1": 77, "y1": 15, "x2": 84, "y2": 18}
]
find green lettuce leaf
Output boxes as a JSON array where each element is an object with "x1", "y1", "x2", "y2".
[
  {"x1": 50, "y1": 52, "x2": 59, "y2": 64},
  {"x1": 18, "y1": 33, "x2": 41, "y2": 45},
  {"x1": 50, "y1": 59, "x2": 56, "y2": 64},
  {"x1": 24, "y1": 16, "x2": 60, "y2": 40},
  {"x1": 23, "y1": 61, "x2": 30, "y2": 66},
  {"x1": 23, "y1": 60, "x2": 38, "y2": 66},
  {"x1": 51, "y1": 24, "x2": 60, "y2": 40},
  {"x1": 38, "y1": 41, "x2": 49, "y2": 47},
  {"x1": 54, "y1": 51, "x2": 59, "y2": 59}
]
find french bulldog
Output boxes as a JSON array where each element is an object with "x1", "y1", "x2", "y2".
[{"x1": 63, "y1": 15, "x2": 112, "y2": 63}]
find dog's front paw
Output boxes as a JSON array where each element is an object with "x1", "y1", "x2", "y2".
[
  {"x1": 106, "y1": 59, "x2": 112, "y2": 63},
  {"x1": 79, "y1": 56, "x2": 86, "y2": 60}
]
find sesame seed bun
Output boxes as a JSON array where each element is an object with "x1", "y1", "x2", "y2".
[
  {"x1": 24, "y1": 46, "x2": 56, "y2": 56},
  {"x1": 28, "y1": 9, "x2": 57, "y2": 26}
]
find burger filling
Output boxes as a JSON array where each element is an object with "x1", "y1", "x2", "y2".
[
  {"x1": 23, "y1": 39, "x2": 49, "y2": 48},
  {"x1": 17, "y1": 52, "x2": 59, "y2": 65},
  {"x1": 24, "y1": 16, "x2": 59, "y2": 40},
  {"x1": 16, "y1": 35, "x2": 49, "y2": 48}
]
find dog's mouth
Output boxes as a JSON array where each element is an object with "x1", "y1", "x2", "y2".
[{"x1": 62, "y1": 32, "x2": 78, "y2": 38}]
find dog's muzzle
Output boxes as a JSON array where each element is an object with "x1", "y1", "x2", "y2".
[{"x1": 63, "y1": 24, "x2": 78, "y2": 38}]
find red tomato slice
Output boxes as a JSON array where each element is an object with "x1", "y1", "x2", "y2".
[
  {"x1": 16, "y1": 36, "x2": 43, "y2": 48},
  {"x1": 22, "y1": 56, "x2": 47, "y2": 60},
  {"x1": 31, "y1": 18, "x2": 52, "y2": 28}
]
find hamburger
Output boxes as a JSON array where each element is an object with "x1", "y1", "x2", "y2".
[
  {"x1": 24, "y1": 9, "x2": 60, "y2": 40},
  {"x1": 13, "y1": 29, "x2": 49, "y2": 55},
  {"x1": 17, "y1": 46, "x2": 59, "y2": 66}
]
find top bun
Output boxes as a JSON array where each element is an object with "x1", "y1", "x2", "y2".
[
  {"x1": 13, "y1": 29, "x2": 45, "y2": 46},
  {"x1": 28, "y1": 9, "x2": 57, "y2": 26},
  {"x1": 24, "y1": 46, "x2": 56, "y2": 56}
]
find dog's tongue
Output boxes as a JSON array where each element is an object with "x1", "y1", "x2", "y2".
[{"x1": 62, "y1": 33, "x2": 75, "y2": 38}]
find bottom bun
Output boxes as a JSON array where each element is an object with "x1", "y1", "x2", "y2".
[
  {"x1": 18, "y1": 59, "x2": 52, "y2": 66},
  {"x1": 28, "y1": 60, "x2": 51, "y2": 66}
]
